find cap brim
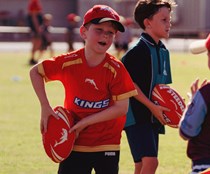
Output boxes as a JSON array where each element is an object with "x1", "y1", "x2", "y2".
[
  {"x1": 92, "y1": 17, "x2": 125, "y2": 32},
  {"x1": 189, "y1": 39, "x2": 207, "y2": 54}
]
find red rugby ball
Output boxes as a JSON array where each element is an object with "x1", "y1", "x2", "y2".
[
  {"x1": 151, "y1": 84, "x2": 186, "y2": 128},
  {"x1": 42, "y1": 106, "x2": 76, "y2": 163}
]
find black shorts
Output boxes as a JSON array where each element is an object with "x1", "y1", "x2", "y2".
[
  {"x1": 58, "y1": 151, "x2": 120, "y2": 174},
  {"x1": 191, "y1": 159, "x2": 210, "y2": 173},
  {"x1": 124, "y1": 123, "x2": 159, "y2": 163},
  {"x1": 40, "y1": 35, "x2": 51, "y2": 50},
  {"x1": 27, "y1": 14, "x2": 43, "y2": 32}
]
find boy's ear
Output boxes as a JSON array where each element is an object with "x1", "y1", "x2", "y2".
[
  {"x1": 80, "y1": 26, "x2": 87, "y2": 40},
  {"x1": 143, "y1": 18, "x2": 151, "y2": 29}
]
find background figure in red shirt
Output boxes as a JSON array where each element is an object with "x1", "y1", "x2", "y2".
[{"x1": 27, "y1": 0, "x2": 43, "y2": 65}]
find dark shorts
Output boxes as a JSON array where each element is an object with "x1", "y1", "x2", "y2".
[
  {"x1": 40, "y1": 35, "x2": 51, "y2": 50},
  {"x1": 58, "y1": 151, "x2": 120, "y2": 174},
  {"x1": 124, "y1": 123, "x2": 159, "y2": 163},
  {"x1": 27, "y1": 14, "x2": 43, "y2": 32},
  {"x1": 191, "y1": 159, "x2": 210, "y2": 173}
]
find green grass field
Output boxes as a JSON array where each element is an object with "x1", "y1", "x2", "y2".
[{"x1": 0, "y1": 48, "x2": 209, "y2": 174}]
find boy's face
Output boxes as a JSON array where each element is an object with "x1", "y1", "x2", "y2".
[
  {"x1": 80, "y1": 21, "x2": 117, "y2": 54},
  {"x1": 146, "y1": 7, "x2": 171, "y2": 41}
]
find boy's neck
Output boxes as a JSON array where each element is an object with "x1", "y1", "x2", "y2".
[
  {"x1": 84, "y1": 48, "x2": 106, "y2": 67},
  {"x1": 144, "y1": 31, "x2": 160, "y2": 44}
]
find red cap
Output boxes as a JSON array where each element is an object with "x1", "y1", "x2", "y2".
[
  {"x1": 83, "y1": 5, "x2": 125, "y2": 32},
  {"x1": 205, "y1": 34, "x2": 210, "y2": 51},
  {"x1": 67, "y1": 13, "x2": 81, "y2": 22}
]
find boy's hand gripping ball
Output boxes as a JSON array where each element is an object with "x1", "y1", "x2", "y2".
[
  {"x1": 151, "y1": 84, "x2": 186, "y2": 128},
  {"x1": 42, "y1": 106, "x2": 76, "y2": 163}
]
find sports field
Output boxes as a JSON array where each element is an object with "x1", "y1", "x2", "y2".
[{"x1": 0, "y1": 47, "x2": 209, "y2": 174}]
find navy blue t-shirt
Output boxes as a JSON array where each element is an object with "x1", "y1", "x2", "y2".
[{"x1": 122, "y1": 33, "x2": 172, "y2": 128}]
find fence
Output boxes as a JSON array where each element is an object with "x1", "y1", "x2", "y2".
[{"x1": 0, "y1": 26, "x2": 80, "y2": 42}]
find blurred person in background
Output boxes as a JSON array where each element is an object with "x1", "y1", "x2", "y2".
[
  {"x1": 39, "y1": 13, "x2": 54, "y2": 59},
  {"x1": 66, "y1": 13, "x2": 81, "y2": 52},
  {"x1": 114, "y1": 16, "x2": 133, "y2": 59},
  {"x1": 27, "y1": 0, "x2": 43, "y2": 65},
  {"x1": 16, "y1": 9, "x2": 26, "y2": 26}
]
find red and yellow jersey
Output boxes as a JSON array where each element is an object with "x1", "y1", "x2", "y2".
[{"x1": 38, "y1": 48, "x2": 137, "y2": 152}]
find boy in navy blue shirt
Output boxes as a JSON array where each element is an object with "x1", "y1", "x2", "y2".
[{"x1": 122, "y1": 0, "x2": 176, "y2": 173}]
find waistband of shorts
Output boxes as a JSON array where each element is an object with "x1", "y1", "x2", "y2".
[
  {"x1": 193, "y1": 158, "x2": 210, "y2": 165},
  {"x1": 73, "y1": 144, "x2": 120, "y2": 152}
]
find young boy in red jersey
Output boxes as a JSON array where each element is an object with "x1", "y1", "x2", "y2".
[{"x1": 30, "y1": 5, "x2": 137, "y2": 174}]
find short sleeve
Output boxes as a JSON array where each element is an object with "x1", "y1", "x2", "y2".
[
  {"x1": 37, "y1": 56, "x2": 64, "y2": 82},
  {"x1": 109, "y1": 60, "x2": 137, "y2": 101}
]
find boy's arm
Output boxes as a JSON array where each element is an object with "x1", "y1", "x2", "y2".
[
  {"x1": 133, "y1": 83, "x2": 168, "y2": 125},
  {"x1": 30, "y1": 65, "x2": 58, "y2": 133},
  {"x1": 179, "y1": 91, "x2": 207, "y2": 140},
  {"x1": 69, "y1": 99, "x2": 129, "y2": 137}
]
